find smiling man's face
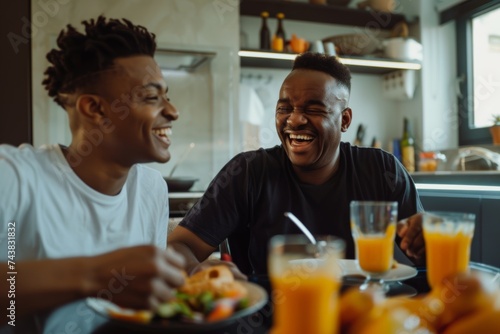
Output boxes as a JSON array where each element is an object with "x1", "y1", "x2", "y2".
[
  {"x1": 96, "y1": 55, "x2": 179, "y2": 165},
  {"x1": 276, "y1": 69, "x2": 351, "y2": 173}
]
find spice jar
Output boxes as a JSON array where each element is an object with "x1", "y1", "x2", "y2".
[{"x1": 419, "y1": 152, "x2": 446, "y2": 172}]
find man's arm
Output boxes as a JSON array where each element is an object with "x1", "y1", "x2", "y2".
[
  {"x1": 167, "y1": 226, "x2": 247, "y2": 279},
  {"x1": 167, "y1": 226, "x2": 218, "y2": 272},
  {"x1": 0, "y1": 245, "x2": 185, "y2": 323}
]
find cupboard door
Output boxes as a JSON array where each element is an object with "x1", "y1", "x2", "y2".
[{"x1": 481, "y1": 198, "x2": 500, "y2": 268}]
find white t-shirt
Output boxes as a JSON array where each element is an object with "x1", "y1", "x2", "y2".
[{"x1": 0, "y1": 144, "x2": 169, "y2": 261}]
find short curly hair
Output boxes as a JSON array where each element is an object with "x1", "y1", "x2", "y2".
[
  {"x1": 42, "y1": 16, "x2": 157, "y2": 107},
  {"x1": 292, "y1": 52, "x2": 351, "y2": 92}
]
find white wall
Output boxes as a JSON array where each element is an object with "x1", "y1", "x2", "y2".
[
  {"x1": 31, "y1": 0, "x2": 239, "y2": 190},
  {"x1": 420, "y1": 1, "x2": 459, "y2": 151}
]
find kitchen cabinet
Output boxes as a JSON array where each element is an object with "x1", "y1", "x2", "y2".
[
  {"x1": 169, "y1": 192, "x2": 203, "y2": 218},
  {"x1": 239, "y1": 0, "x2": 422, "y2": 75},
  {"x1": 481, "y1": 198, "x2": 500, "y2": 268}
]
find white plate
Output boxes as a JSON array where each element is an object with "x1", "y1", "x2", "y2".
[
  {"x1": 86, "y1": 281, "x2": 268, "y2": 332},
  {"x1": 338, "y1": 259, "x2": 417, "y2": 282}
]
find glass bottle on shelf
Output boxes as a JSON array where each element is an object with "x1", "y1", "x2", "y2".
[
  {"x1": 401, "y1": 117, "x2": 415, "y2": 172},
  {"x1": 272, "y1": 34, "x2": 284, "y2": 52},
  {"x1": 259, "y1": 11, "x2": 271, "y2": 50},
  {"x1": 275, "y1": 12, "x2": 287, "y2": 52}
]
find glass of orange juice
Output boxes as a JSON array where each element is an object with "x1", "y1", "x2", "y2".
[
  {"x1": 423, "y1": 211, "x2": 475, "y2": 289},
  {"x1": 268, "y1": 235, "x2": 345, "y2": 334},
  {"x1": 350, "y1": 201, "x2": 398, "y2": 291}
]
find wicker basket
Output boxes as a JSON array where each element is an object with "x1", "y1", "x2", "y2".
[{"x1": 322, "y1": 33, "x2": 382, "y2": 56}]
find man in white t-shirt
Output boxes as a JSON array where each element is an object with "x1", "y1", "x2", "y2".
[{"x1": 0, "y1": 16, "x2": 186, "y2": 324}]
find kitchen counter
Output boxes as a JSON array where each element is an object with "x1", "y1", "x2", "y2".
[
  {"x1": 169, "y1": 191, "x2": 203, "y2": 218},
  {"x1": 411, "y1": 171, "x2": 500, "y2": 190}
]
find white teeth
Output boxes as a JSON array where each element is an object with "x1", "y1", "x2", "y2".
[
  {"x1": 152, "y1": 128, "x2": 171, "y2": 137},
  {"x1": 289, "y1": 134, "x2": 313, "y2": 141}
]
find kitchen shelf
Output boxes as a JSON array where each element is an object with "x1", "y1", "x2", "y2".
[
  {"x1": 239, "y1": 49, "x2": 422, "y2": 75},
  {"x1": 240, "y1": 0, "x2": 408, "y2": 30}
]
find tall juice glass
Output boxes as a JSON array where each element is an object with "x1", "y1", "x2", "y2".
[
  {"x1": 268, "y1": 235, "x2": 345, "y2": 334},
  {"x1": 423, "y1": 211, "x2": 475, "y2": 289},
  {"x1": 350, "y1": 201, "x2": 398, "y2": 290}
]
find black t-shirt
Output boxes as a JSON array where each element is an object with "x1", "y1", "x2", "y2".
[{"x1": 180, "y1": 142, "x2": 423, "y2": 276}]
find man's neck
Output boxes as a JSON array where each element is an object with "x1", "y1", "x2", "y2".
[
  {"x1": 292, "y1": 160, "x2": 340, "y2": 186},
  {"x1": 61, "y1": 144, "x2": 129, "y2": 196}
]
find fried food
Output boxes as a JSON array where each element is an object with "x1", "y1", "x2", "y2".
[
  {"x1": 155, "y1": 265, "x2": 250, "y2": 323},
  {"x1": 107, "y1": 265, "x2": 249, "y2": 324},
  {"x1": 179, "y1": 265, "x2": 247, "y2": 298}
]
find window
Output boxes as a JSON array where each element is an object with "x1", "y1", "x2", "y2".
[{"x1": 454, "y1": 1, "x2": 500, "y2": 145}]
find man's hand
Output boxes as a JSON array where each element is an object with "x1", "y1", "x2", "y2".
[
  {"x1": 190, "y1": 259, "x2": 248, "y2": 281},
  {"x1": 3, "y1": 245, "x2": 187, "y2": 320},
  {"x1": 397, "y1": 213, "x2": 426, "y2": 265},
  {"x1": 89, "y1": 245, "x2": 186, "y2": 310}
]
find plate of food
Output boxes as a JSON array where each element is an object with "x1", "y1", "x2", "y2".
[
  {"x1": 87, "y1": 265, "x2": 268, "y2": 333},
  {"x1": 338, "y1": 259, "x2": 417, "y2": 281}
]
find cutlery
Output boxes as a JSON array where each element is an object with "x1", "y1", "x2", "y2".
[
  {"x1": 284, "y1": 212, "x2": 317, "y2": 245},
  {"x1": 169, "y1": 142, "x2": 195, "y2": 178}
]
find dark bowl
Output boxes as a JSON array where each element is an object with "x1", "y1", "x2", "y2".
[
  {"x1": 164, "y1": 177, "x2": 198, "y2": 192},
  {"x1": 327, "y1": 0, "x2": 352, "y2": 7}
]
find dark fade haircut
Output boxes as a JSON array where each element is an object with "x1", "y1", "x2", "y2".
[
  {"x1": 42, "y1": 15, "x2": 157, "y2": 107},
  {"x1": 292, "y1": 52, "x2": 351, "y2": 92}
]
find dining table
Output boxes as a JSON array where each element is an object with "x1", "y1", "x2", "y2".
[
  {"x1": 3, "y1": 262, "x2": 498, "y2": 334},
  {"x1": 1, "y1": 297, "x2": 273, "y2": 334}
]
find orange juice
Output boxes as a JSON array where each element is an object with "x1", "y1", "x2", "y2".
[
  {"x1": 268, "y1": 235, "x2": 345, "y2": 334},
  {"x1": 270, "y1": 272, "x2": 340, "y2": 334},
  {"x1": 424, "y1": 230, "x2": 473, "y2": 288},
  {"x1": 355, "y1": 224, "x2": 395, "y2": 273}
]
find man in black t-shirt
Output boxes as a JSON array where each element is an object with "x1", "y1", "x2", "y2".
[{"x1": 168, "y1": 53, "x2": 425, "y2": 277}]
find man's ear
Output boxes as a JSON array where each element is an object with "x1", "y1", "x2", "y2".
[
  {"x1": 75, "y1": 94, "x2": 105, "y2": 123},
  {"x1": 341, "y1": 108, "x2": 352, "y2": 132}
]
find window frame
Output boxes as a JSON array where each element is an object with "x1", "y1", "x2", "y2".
[{"x1": 451, "y1": 0, "x2": 500, "y2": 145}]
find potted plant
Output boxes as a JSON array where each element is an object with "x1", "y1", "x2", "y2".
[{"x1": 490, "y1": 114, "x2": 500, "y2": 145}]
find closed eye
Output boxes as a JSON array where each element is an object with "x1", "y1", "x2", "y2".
[
  {"x1": 276, "y1": 106, "x2": 330, "y2": 117},
  {"x1": 145, "y1": 94, "x2": 170, "y2": 102},
  {"x1": 276, "y1": 106, "x2": 293, "y2": 113},
  {"x1": 304, "y1": 108, "x2": 329, "y2": 116}
]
